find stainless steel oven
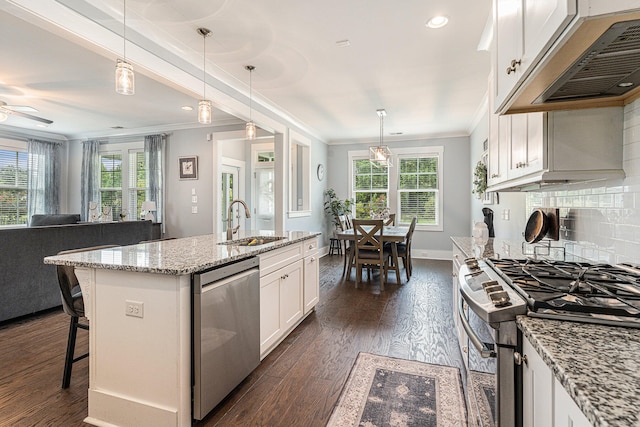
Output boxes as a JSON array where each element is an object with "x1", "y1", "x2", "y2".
[{"x1": 458, "y1": 258, "x2": 527, "y2": 427}]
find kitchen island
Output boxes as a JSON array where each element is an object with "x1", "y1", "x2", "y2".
[
  {"x1": 44, "y1": 230, "x2": 321, "y2": 427},
  {"x1": 452, "y1": 236, "x2": 640, "y2": 427}
]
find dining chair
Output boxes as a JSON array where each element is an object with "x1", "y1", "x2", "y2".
[
  {"x1": 384, "y1": 213, "x2": 396, "y2": 226},
  {"x1": 396, "y1": 217, "x2": 417, "y2": 281},
  {"x1": 337, "y1": 215, "x2": 354, "y2": 277},
  {"x1": 56, "y1": 244, "x2": 118, "y2": 388},
  {"x1": 352, "y1": 219, "x2": 390, "y2": 290}
]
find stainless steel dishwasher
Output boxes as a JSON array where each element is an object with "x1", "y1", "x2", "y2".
[{"x1": 192, "y1": 256, "x2": 260, "y2": 420}]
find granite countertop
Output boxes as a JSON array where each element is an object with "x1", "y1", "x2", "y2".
[
  {"x1": 517, "y1": 316, "x2": 640, "y2": 427},
  {"x1": 451, "y1": 236, "x2": 585, "y2": 261},
  {"x1": 44, "y1": 230, "x2": 321, "y2": 275}
]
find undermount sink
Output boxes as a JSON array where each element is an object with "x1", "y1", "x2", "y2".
[{"x1": 218, "y1": 236, "x2": 286, "y2": 247}]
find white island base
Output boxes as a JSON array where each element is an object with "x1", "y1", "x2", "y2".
[{"x1": 79, "y1": 268, "x2": 192, "y2": 427}]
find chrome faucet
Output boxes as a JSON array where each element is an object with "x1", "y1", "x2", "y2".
[{"x1": 227, "y1": 199, "x2": 251, "y2": 240}]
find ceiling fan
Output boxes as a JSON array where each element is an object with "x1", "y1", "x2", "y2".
[{"x1": 0, "y1": 101, "x2": 53, "y2": 124}]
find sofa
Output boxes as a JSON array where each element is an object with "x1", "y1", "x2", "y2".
[{"x1": 0, "y1": 221, "x2": 158, "y2": 323}]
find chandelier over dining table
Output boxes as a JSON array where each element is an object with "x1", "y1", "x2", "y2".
[{"x1": 370, "y1": 109, "x2": 392, "y2": 167}]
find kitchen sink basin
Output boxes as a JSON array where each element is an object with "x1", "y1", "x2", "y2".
[{"x1": 218, "y1": 236, "x2": 286, "y2": 247}]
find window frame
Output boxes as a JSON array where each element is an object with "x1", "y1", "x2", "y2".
[
  {"x1": 98, "y1": 141, "x2": 147, "y2": 221},
  {"x1": 348, "y1": 146, "x2": 444, "y2": 232},
  {"x1": 0, "y1": 139, "x2": 28, "y2": 228}
]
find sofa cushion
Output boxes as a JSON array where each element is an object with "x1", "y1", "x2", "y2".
[{"x1": 30, "y1": 214, "x2": 81, "y2": 226}]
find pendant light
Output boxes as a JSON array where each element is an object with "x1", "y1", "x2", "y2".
[
  {"x1": 115, "y1": 0, "x2": 135, "y2": 95},
  {"x1": 245, "y1": 65, "x2": 256, "y2": 140},
  {"x1": 370, "y1": 109, "x2": 392, "y2": 167},
  {"x1": 197, "y1": 27, "x2": 212, "y2": 124}
]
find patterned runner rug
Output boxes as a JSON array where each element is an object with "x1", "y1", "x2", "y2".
[
  {"x1": 327, "y1": 353, "x2": 467, "y2": 427},
  {"x1": 468, "y1": 370, "x2": 496, "y2": 427}
]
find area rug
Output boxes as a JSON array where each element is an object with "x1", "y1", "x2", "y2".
[
  {"x1": 468, "y1": 371, "x2": 496, "y2": 427},
  {"x1": 327, "y1": 353, "x2": 467, "y2": 427}
]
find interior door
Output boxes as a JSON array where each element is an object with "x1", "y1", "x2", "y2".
[
  {"x1": 253, "y1": 168, "x2": 274, "y2": 230},
  {"x1": 220, "y1": 165, "x2": 239, "y2": 233}
]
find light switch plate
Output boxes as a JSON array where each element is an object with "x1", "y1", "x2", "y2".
[
  {"x1": 192, "y1": 206, "x2": 198, "y2": 214},
  {"x1": 192, "y1": 195, "x2": 198, "y2": 203}
]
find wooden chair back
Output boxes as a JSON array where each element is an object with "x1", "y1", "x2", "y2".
[
  {"x1": 352, "y1": 219, "x2": 384, "y2": 252},
  {"x1": 384, "y1": 213, "x2": 396, "y2": 226}
]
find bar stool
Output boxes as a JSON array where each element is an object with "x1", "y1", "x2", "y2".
[
  {"x1": 329, "y1": 237, "x2": 343, "y2": 255},
  {"x1": 56, "y1": 244, "x2": 117, "y2": 388}
]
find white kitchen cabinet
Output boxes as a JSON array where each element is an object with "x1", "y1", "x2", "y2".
[
  {"x1": 554, "y1": 377, "x2": 593, "y2": 427},
  {"x1": 522, "y1": 336, "x2": 554, "y2": 427},
  {"x1": 259, "y1": 258, "x2": 303, "y2": 357},
  {"x1": 258, "y1": 238, "x2": 320, "y2": 359},
  {"x1": 486, "y1": 106, "x2": 624, "y2": 192},
  {"x1": 488, "y1": 73, "x2": 508, "y2": 186},
  {"x1": 522, "y1": 335, "x2": 594, "y2": 427},
  {"x1": 506, "y1": 112, "x2": 545, "y2": 180},
  {"x1": 303, "y1": 237, "x2": 319, "y2": 314},
  {"x1": 493, "y1": 0, "x2": 577, "y2": 111}
]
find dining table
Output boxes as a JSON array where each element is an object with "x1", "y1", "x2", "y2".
[{"x1": 334, "y1": 225, "x2": 410, "y2": 284}]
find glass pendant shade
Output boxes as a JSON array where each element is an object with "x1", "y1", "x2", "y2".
[
  {"x1": 115, "y1": 59, "x2": 135, "y2": 95},
  {"x1": 370, "y1": 109, "x2": 392, "y2": 167},
  {"x1": 0, "y1": 112, "x2": 7, "y2": 122},
  {"x1": 198, "y1": 99, "x2": 212, "y2": 124},
  {"x1": 370, "y1": 145, "x2": 392, "y2": 167},
  {"x1": 246, "y1": 121, "x2": 256, "y2": 140}
]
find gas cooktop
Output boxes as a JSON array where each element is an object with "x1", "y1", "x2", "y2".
[{"x1": 486, "y1": 258, "x2": 640, "y2": 328}]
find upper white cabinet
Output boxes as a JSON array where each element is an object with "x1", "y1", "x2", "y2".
[
  {"x1": 494, "y1": 0, "x2": 577, "y2": 111},
  {"x1": 487, "y1": 106, "x2": 624, "y2": 192}
]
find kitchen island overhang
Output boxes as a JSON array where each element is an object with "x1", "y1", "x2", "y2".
[{"x1": 44, "y1": 230, "x2": 321, "y2": 427}]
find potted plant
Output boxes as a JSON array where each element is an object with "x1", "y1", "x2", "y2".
[{"x1": 323, "y1": 188, "x2": 354, "y2": 228}]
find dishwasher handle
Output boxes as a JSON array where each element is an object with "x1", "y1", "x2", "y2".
[
  {"x1": 201, "y1": 268, "x2": 259, "y2": 293},
  {"x1": 193, "y1": 257, "x2": 259, "y2": 293}
]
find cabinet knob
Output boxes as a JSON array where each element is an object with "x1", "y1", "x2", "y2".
[
  {"x1": 491, "y1": 173, "x2": 499, "y2": 178},
  {"x1": 506, "y1": 59, "x2": 522, "y2": 75},
  {"x1": 463, "y1": 346, "x2": 468, "y2": 354},
  {"x1": 281, "y1": 274, "x2": 289, "y2": 280},
  {"x1": 309, "y1": 244, "x2": 314, "y2": 249},
  {"x1": 310, "y1": 257, "x2": 315, "y2": 262},
  {"x1": 514, "y1": 352, "x2": 528, "y2": 366}
]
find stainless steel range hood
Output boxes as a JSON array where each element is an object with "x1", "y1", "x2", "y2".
[{"x1": 505, "y1": 11, "x2": 640, "y2": 114}]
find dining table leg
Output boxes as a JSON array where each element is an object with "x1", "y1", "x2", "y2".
[{"x1": 390, "y1": 242, "x2": 401, "y2": 284}]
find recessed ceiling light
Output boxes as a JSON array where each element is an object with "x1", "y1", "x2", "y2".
[
  {"x1": 336, "y1": 39, "x2": 351, "y2": 47},
  {"x1": 181, "y1": 105, "x2": 194, "y2": 111},
  {"x1": 618, "y1": 82, "x2": 634, "y2": 88},
  {"x1": 426, "y1": 15, "x2": 449, "y2": 29}
]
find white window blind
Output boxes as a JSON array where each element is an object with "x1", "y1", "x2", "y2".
[
  {"x1": 352, "y1": 158, "x2": 389, "y2": 218},
  {"x1": 398, "y1": 156, "x2": 439, "y2": 226},
  {"x1": 128, "y1": 150, "x2": 148, "y2": 220},
  {"x1": 99, "y1": 152, "x2": 123, "y2": 221},
  {"x1": 0, "y1": 148, "x2": 28, "y2": 226}
]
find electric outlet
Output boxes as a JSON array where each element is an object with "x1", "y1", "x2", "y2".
[
  {"x1": 192, "y1": 206, "x2": 198, "y2": 214},
  {"x1": 502, "y1": 209, "x2": 510, "y2": 221},
  {"x1": 125, "y1": 300, "x2": 144, "y2": 318},
  {"x1": 191, "y1": 188, "x2": 196, "y2": 195}
]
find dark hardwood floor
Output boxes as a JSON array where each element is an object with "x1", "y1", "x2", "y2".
[{"x1": 0, "y1": 255, "x2": 464, "y2": 427}]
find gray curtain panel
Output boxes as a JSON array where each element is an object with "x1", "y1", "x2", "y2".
[
  {"x1": 145, "y1": 134, "x2": 165, "y2": 225},
  {"x1": 26, "y1": 138, "x2": 62, "y2": 225},
  {"x1": 80, "y1": 139, "x2": 102, "y2": 222}
]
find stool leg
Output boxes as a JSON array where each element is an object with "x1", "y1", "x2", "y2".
[{"x1": 62, "y1": 316, "x2": 79, "y2": 389}]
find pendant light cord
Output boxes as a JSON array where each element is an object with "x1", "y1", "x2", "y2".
[
  {"x1": 202, "y1": 33, "x2": 206, "y2": 99},
  {"x1": 249, "y1": 68, "x2": 253, "y2": 121},
  {"x1": 123, "y1": 0, "x2": 126, "y2": 60}
]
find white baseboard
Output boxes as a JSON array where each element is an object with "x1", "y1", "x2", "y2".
[{"x1": 411, "y1": 249, "x2": 452, "y2": 261}]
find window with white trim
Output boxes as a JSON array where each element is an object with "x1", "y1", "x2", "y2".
[
  {"x1": 99, "y1": 143, "x2": 149, "y2": 221},
  {"x1": 348, "y1": 146, "x2": 443, "y2": 231},
  {"x1": 0, "y1": 142, "x2": 28, "y2": 226},
  {"x1": 352, "y1": 158, "x2": 389, "y2": 218}
]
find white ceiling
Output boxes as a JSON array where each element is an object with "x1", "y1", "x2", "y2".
[{"x1": 0, "y1": 0, "x2": 492, "y2": 143}]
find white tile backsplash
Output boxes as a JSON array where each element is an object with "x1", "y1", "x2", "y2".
[{"x1": 526, "y1": 98, "x2": 640, "y2": 264}]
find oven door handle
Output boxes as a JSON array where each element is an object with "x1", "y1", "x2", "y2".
[{"x1": 458, "y1": 297, "x2": 497, "y2": 358}]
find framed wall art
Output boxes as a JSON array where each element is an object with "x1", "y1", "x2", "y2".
[{"x1": 179, "y1": 156, "x2": 198, "y2": 180}]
